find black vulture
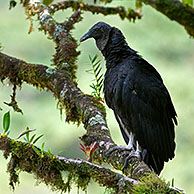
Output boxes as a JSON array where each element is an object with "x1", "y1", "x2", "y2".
[{"x1": 80, "y1": 22, "x2": 177, "y2": 175}]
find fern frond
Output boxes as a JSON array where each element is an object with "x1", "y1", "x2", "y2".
[{"x1": 87, "y1": 54, "x2": 104, "y2": 101}]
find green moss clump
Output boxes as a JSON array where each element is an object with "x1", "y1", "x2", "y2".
[
  {"x1": 76, "y1": 173, "x2": 91, "y2": 193},
  {"x1": 133, "y1": 173, "x2": 175, "y2": 194},
  {"x1": 7, "y1": 155, "x2": 20, "y2": 190}
]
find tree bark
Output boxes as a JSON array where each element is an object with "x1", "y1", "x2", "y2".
[{"x1": 0, "y1": 135, "x2": 138, "y2": 193}]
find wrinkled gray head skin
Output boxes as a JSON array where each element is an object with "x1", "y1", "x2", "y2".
[{"x1": 80, "y1": 22, "x2": 112, "y2": 51}]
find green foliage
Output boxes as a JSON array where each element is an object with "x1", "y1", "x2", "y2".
[
  {"x1": 32, "y1": 142, "x2": 49, "y2": 158},
  {"x1": 3, "y1": 111, "x2": 11, "y2": 135},
  {"x1": 41, "y1": 142, "x2": 45, "y2": 151},
  {"x1": 24, "y1": 128, "x2": 44, "y2": 145},
  {"x1": 33, "y1": 134, "x2": 44, "y2": 144},
  {"x1": 17, "y1": 127, "x2": 44, "y2": 145},
  {"x1": 182, "y1": 0, "x2": 193, "y2": 6},
  {"x1": 87, "y1": 55, "x2": 104, "y2": 101},
  {"x1": 32, "y1": 141, "x2": 55, "y2": 160},
  {"x1": 133, "y1": 173, "x2": 175, "y2": 194},
  {"x1": 31, "y1": 145, "x2": 41, "y2": 156},
  {"x1": 171, "y1": 178, "x2": 175, "y2": 187}
]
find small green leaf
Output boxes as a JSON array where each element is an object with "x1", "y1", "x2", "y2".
[
  {"x1": 183, "y1": 0, "x2": 193, "y2": 6},
  {"x1": 26, "y1": 127, "x2": 30, "y2": 141},
  {"x1": 89, "y1": 55, "x2": 92, "y2": 62},
  {"x1": 97, "y1": 74, "x2": 103, "y2": 83},
  {"x1": 91, "y1": 54, "x2": 98, "y2": 63},
  {"x1": 30, "y1": 134, "x2": 36, "y2": 144},
  {"x1": 93, "y1": 60, "x2": 101, "y2": 67},
  {"x1": 85, "y1": 69, "x2": 93, "y2": 73},
  {"x1": 99, "y1": 84, "x2": 103, "y2": 92},
  {"x1": 93, "y1": 64, "x2": 100, "y2": 72},
  {"x1": 99, "y1": 78, "x2": 104, "y2": 86},
  {"x1": 32, "y1": 145, "x2": 41, "y2": 156},
  {"x1": 3, "y1": 111, "x2": 10, "y2": 133},
  {"x1": 33, "y1": 134, "x2": 44, "y2": 144},
  {"x1": 171, "y1": 178, "x2": 175, "y2": 187},
  {"x1": 41, "y1": 142, "x2": 45, "y2": 151},
  {"x1": 90, "y1": 84, "x2": 96, "y2": 90},
  {"x1": 96, "y1": 67, "x2": 102, "y2": 77},
  {"x1": 47, "y1": 149, "x2": 51, "y2": 156}
]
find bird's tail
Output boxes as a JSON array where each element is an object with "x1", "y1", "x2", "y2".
[{"x1": 143, "y1": 149, "x2": 164, "y2": 175}]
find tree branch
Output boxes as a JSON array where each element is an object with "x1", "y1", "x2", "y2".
[
  {"x1": 48, "y1": 0, "x2": 142, "y2": 21},
  {"x1": 0, "y1": 133, "x2": 182, "y2": 194},
  {"x1": 24, "y1": 3, "x2": 83, "y2": 81},
  {"x1": 140, "y1": 0, "x2": 194, "y2": 37},
  {"x1": 0, "y1": 134, "x2": 138, "y2": 193},
  {"x1": 0, "y1": 51, "x2": 151, "y2": 178}
]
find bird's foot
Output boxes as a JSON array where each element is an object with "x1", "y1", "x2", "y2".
[
  {"x1": 106, "y1": 145, "x2": 134, "y2": 157},
  {"x1": 106, "y1": 144, "x2": 142, "y2": 171},
  {"x1": 123, "y1": 149, "x2": 141, "y2": 169}
]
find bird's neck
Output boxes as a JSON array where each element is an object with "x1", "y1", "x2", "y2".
[{"x1": 102, "y1": 27, "x2": 137, "y2": 69}]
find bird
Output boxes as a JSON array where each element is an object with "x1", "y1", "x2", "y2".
[{"x1": 80, "y1": 22, "x2": 177, "y2": 175}]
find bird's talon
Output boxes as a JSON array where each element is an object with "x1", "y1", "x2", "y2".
[
  {"x1": 106, "y1": 146, "x2": 118, "y2": 157},
  {"x1": 106, "y1": 145, "x2": 133, "y2": 158}
]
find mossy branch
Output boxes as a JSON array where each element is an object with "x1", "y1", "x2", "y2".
[
  {"x1": 0, "y1": 134, "x2": 182, "y2": 193},
  {"x1": 23, "y1": 2, "x2": 82, "y2": 81},
  {"x1": 0, "y1": 134, "x2": 138, "y2": 192},
  {"x1": 48, "y1": 0, "x2": 142, "y2": 21},
  {"x1": 140, "y1": 0, "x2": 194, "y2": 37},
  {"x1": 0, "y1": 51, "x2": 182, "y2": 193}
]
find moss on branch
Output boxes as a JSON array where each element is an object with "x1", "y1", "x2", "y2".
[
  {"x1": 140, "y1": 0, "x2": 194, "y2": 37},
  {"x1": 0, "y1": 134, "x2": 181, "y2": 193},
  {"x1": 0, "y1": 134, "x2": 139, "y2": 193},
  {"x1": 48, "y1": 0, "x2": 142, "y2": 21},
  {"x1": 0, "y1": 51, "x2": 152, "y2": 179},
  {"x1": 23, "y1": 3, "x2": 83, "y2": 81}
]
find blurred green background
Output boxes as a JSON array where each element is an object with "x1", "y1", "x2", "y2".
[{"x1": 0, "y1": 0, "x2": 194, "y2": 193}]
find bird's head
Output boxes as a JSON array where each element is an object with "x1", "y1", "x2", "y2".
[{"x1": 80, "y1": 22, "x2": 112, "y2": 51}]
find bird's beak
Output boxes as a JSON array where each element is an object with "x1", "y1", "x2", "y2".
[{"x1": 80, "y1": 31, "x2": 91, "y2": 42}]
